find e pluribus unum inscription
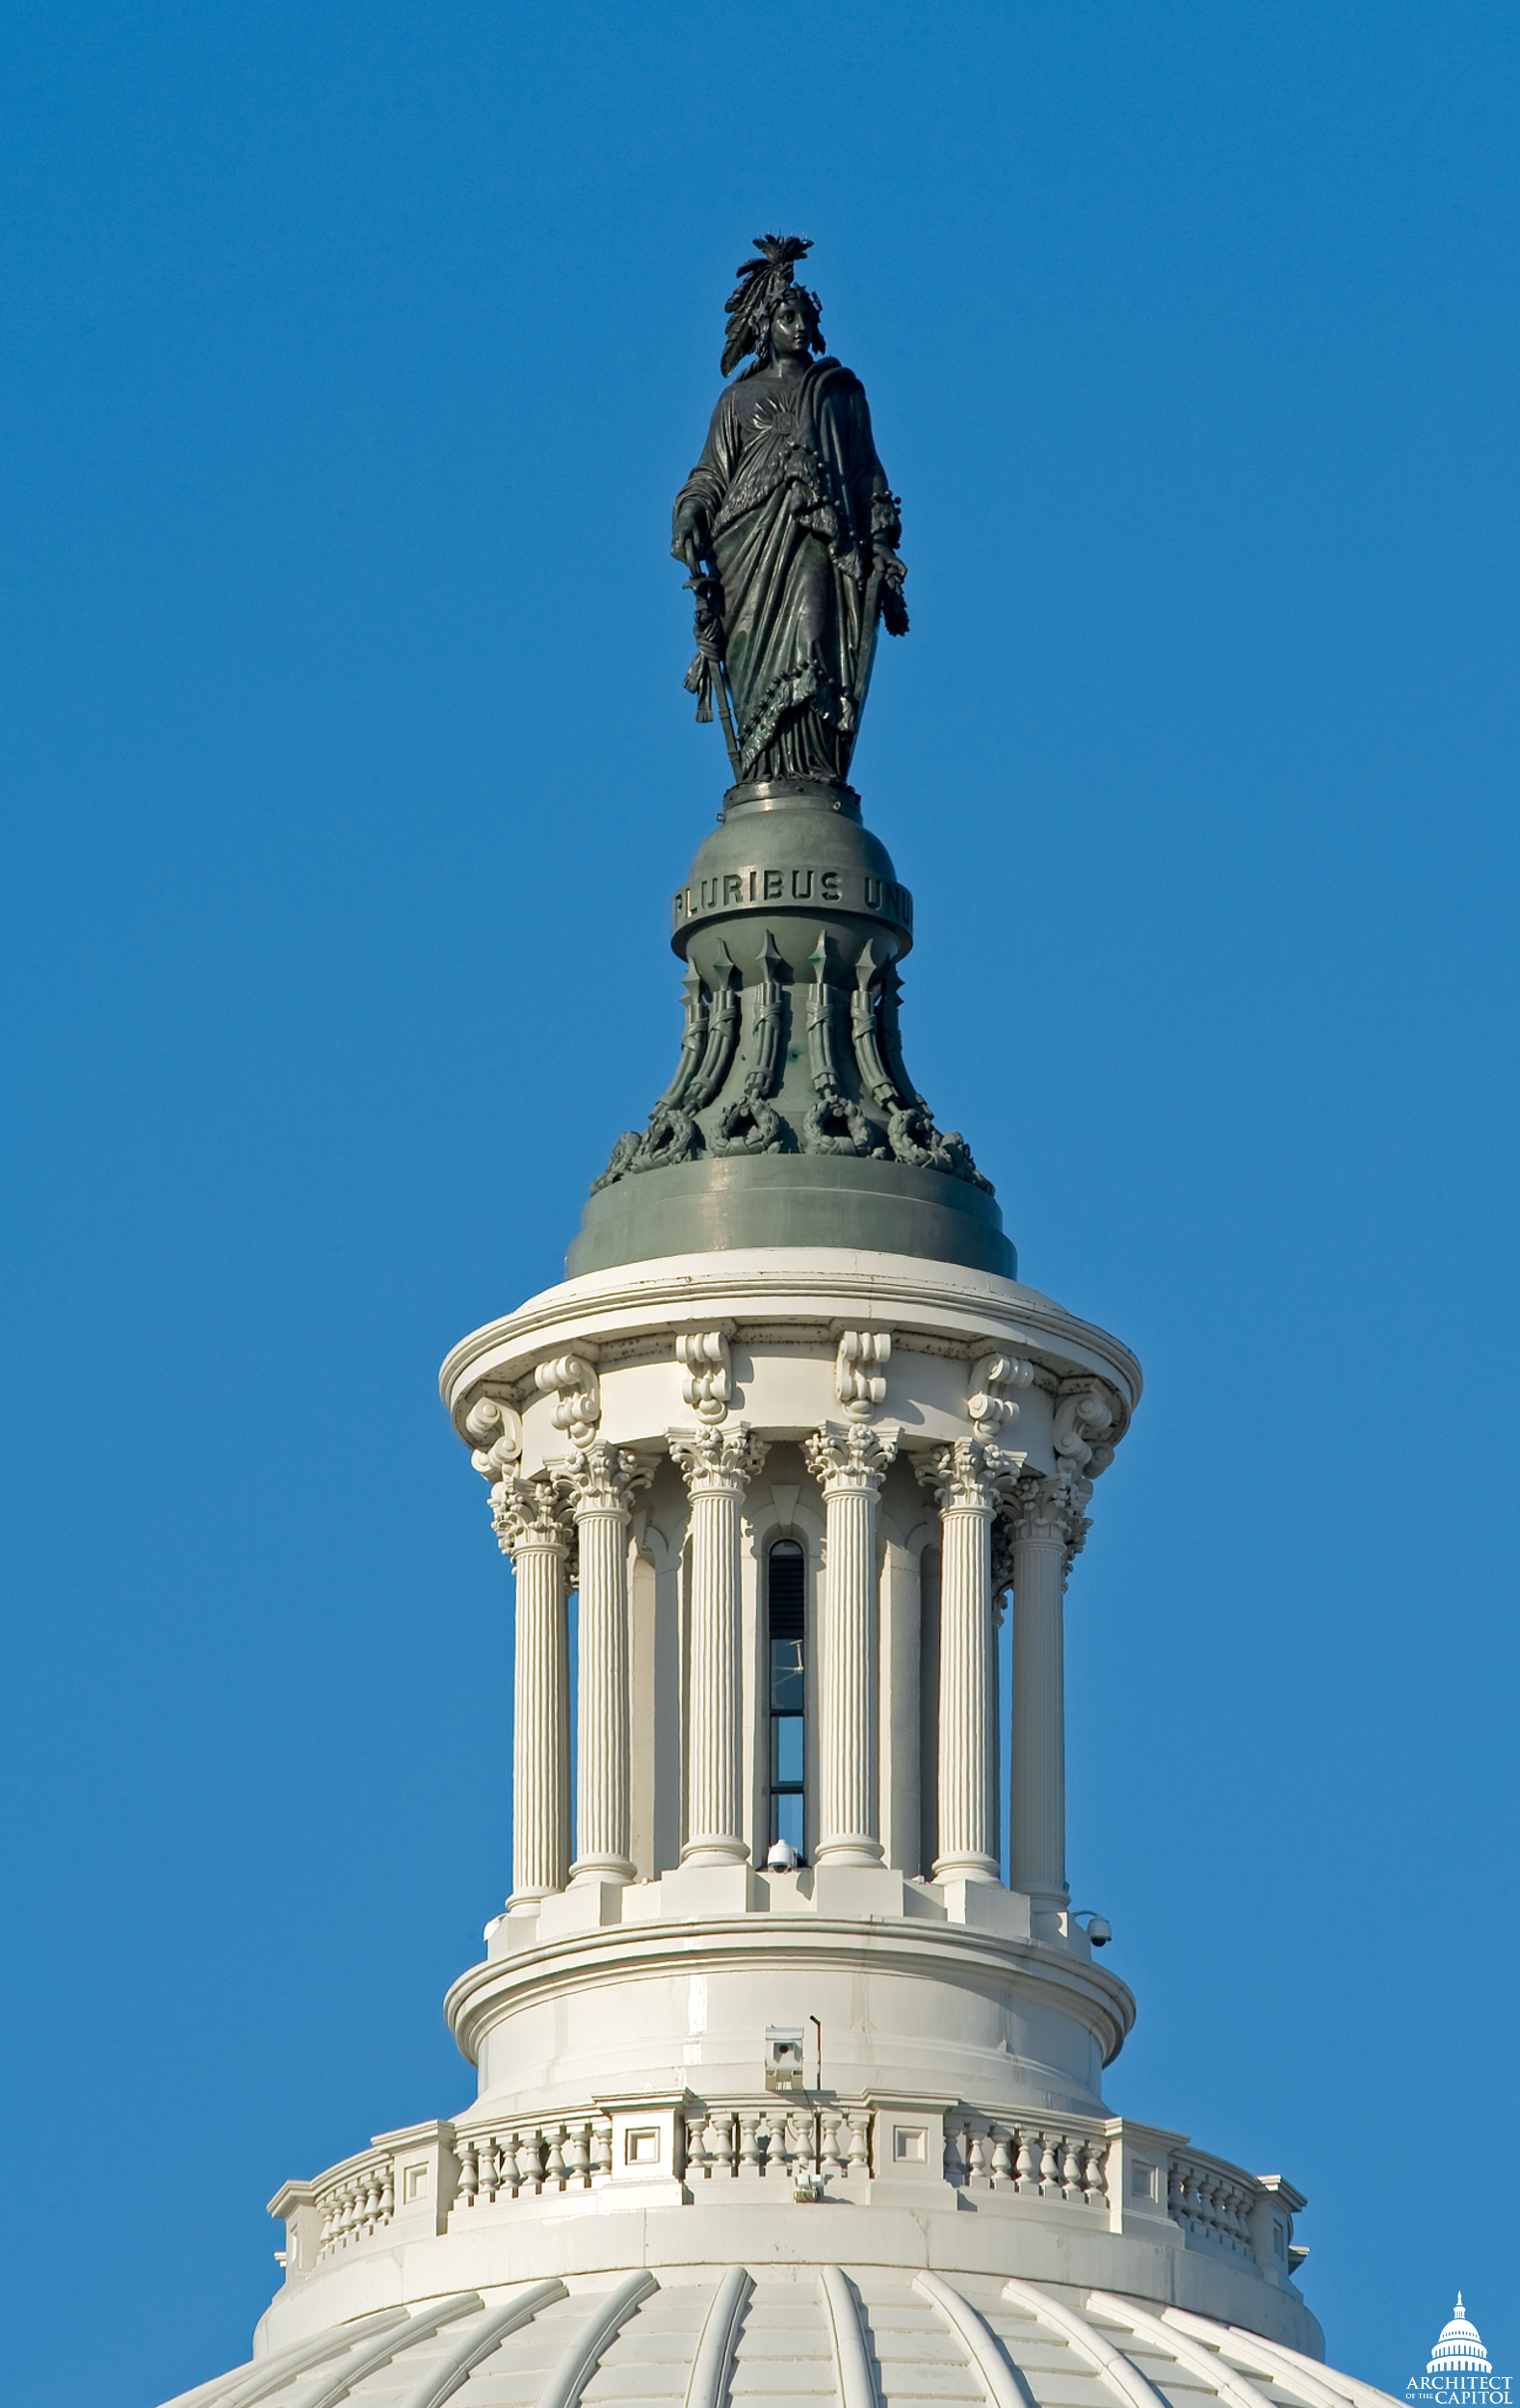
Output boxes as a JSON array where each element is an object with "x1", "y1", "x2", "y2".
[{"x1": 672, "y1": 865, "x2": 913, "y2": 933}]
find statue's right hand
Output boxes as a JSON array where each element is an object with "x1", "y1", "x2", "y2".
[{"x1": 672, "y1": 497, "x2": 709, "y2": 561}]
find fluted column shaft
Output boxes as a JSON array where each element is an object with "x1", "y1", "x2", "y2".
[
  {"x1": 670, "y1": 1426, "x2": 767, "y2": 1866},
  {"x1": 922, "y1": 1442, "x2": 1020, "y2": 1883},
  {"x1": 806, "y1": 1423, "x2": 898, "y2": 1864},
  {"x1": 1009, "y1": 1475, "x2": 1085, "y2": 1909},
  {"x1": 566, "y1": 1445, "x2": 650, "y2": 1886},
  {"x1": 493, "y1": 1475, "x2": 572, "y2": 1907}
]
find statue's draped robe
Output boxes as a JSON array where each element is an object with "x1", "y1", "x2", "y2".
[{"x1": 675, "y1": 357, "x2": 901, "y2": 782}]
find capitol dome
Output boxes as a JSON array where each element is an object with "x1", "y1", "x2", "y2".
[
  {"x1": 161, "y1": 2268, "x2": 1398, "y2": 2408},
  {"x1": 152, "y1": 240, "x2": 1402, "y2": 2408},
  {"x1": 1428, "y1": 2298, "x2": 1491, "y2": 2375}
]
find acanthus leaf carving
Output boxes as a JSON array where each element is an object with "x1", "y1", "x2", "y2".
[
  {"x1": 917, "y1": 1437, "x2": 1026, "y2": 1516},
  {"x1": 490, "y1": 1470, "x2": 575, "y2": 1568},
  {"x1": 1007, "y1": 1468, "x2": 1095, "y2": 1587},
  {"x1": 804, "y1": 1419, "x2": 901, "y2": 1494},
  {"x1": 668, "y1": 1423, "x2": 769, "y2": 1496},
  {"x1": 562, "y1": 1439, "x2": 655, "y2": 1516}
]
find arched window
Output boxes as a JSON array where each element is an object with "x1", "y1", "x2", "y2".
[{"x1": 767, "y1": 1539, "x2": 806, "y2": 1856}]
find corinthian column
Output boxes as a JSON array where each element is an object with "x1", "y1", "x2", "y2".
[
  {"x1": 492, "y1": 1473, "x2": 573, "y2": 1908},
  {"x1": 805, "y1": 1421, "x2": 899, "y2": 1864},
  {"x1": 669, "y1": 1426, "x2": 768, "y2": 1866},
  {"x1": 920, "y1": 1441, "x2": 1021, "y2": 1882},
  {"x1": 1007, "y1": 1471, "x2": 1089, "y2": 1912},
  {"x1": 563, "y1": 1443, "x2": 652, "y2": 1887}
]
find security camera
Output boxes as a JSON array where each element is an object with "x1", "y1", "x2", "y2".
[
  {"x1": 1071, "y1": 1910, "x2": 1112, "y2": 1947},
  {"x1": 767, "y1": 1839, "x2": 799, "y2": 1871},
  {"x1": 764, "y1": 2027, "x2": 806, "y2": 2089}
]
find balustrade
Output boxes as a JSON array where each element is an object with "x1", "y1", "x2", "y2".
[
  {"x1": 682, "y1": 2101, "x2": 874, "y2": 2186},
  {"x1": 941, "y1": 2111, "x2": 1110, "y2": 2209},
  {"x1": 281, "y1": 2105, "x2": 1297, "y2": 2290}
]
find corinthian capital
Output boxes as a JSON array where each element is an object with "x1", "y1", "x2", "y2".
[
  {"x1": 562, "y1": 1440, "x2": 655, "y2": 1516},
  {"x1": 491, "y1": 1471, "x2": 574, "y2": 1563},
  {"x1": 805, "y1": 1419, "x2": 901, "y2": 1495},
  {"x1": 918, "y1": 1437, "x2": 1025, "y2": 1514},
  {"x1": 668, "y1": 1423, "x2": 769, "y2": 1496},
  {"x1": 1006, "y1": 1469, "x2": 1094, "y2": 1578}
]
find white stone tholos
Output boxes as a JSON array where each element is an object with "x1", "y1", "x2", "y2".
[
  {"x1": 491, "y1": 1472, "x2": 571, "y2": 1908},
  {"x1": 668, "y1": 1424, "x2": 768, "y2": 1866},
  {"x1": 1008, "y1": 1472, "x2": 1082, "y2": 1913},
  {"x1": 921, "y1": 1439, "x2": 1023, "y2": 1883},
  {"x1": 805, "y1": 1419, "x2": 900, "y2": 1865},
  {"x1": 564, "y1": 1443, "x2": 650, "y2": 1887}
]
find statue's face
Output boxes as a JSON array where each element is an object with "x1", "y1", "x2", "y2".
[{"x1": 769, "y1": 296, "x2": 812, "y2": 360}]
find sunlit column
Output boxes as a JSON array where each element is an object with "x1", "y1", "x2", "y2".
[
  {"x1": 564, "y1": 1442, "x2": 652, "y2": 1886},
  {"x1": 670, "y1": 1426, "x2": 769, "y2": 1866},
  {"x1": 492, "y1": 1473, "x2": 573, "y2": 1907},
  {"x1": 805, "y1": 1422, "x2": 899, "y2": 1864},
  {"x1": 920, "y1": 1441, "x2": 1021, "y2": 1882}
]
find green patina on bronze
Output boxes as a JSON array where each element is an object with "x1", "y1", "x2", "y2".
[{"x1": 567, "y1": 243, "x2": 1014, "y2": 1282}]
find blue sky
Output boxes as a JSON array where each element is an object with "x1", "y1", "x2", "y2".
[{"x1": 2, "y1": 6, "x2": 1515, "y2": 2401}]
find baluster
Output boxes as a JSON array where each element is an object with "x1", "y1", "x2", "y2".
[
  {"x1": 544, "y1": 2126, "x2": 568, "y2": 2189},
  {"x1": 593, "y1": 2116, "x2": 614, "y2": 2181},
  {"x1": 966, "y1": 2121, "x2": 990, "y2": 2190},
  {"x1": 379, "y1": 2159, "x2": 395, "y2": 2222},
  {"x1": 738, "y1": 2111, "x2": 762, "y2": 2179},
  {"x1": 368, "y1": 2169, "x2": 385, "y2": 2231},
  {"x1": 1082, "y1": 2137, "x2": 1109, "y2": 2208},
  {"x1": 944, "y1": 2116, "x2": 970, "y2": 2187},
  {"x1": 819, "y1": 2109, "x2": 845, "y2": 2180},
  {"x1": 319, "y1": 2195, "x2": 337, "y2": 2258},
  {"x1": 760, "y1": 2108, "x2": 786, "y2": 2179},
  {"x1": 990, "y1": 2126, "x2": 1013, "y2": 2188},
  {"x1": 847, "y1": 2108, "x2": 871, "y2": 2181},
  {"x1": 567, "y1": 2121, "x2": 592, "y2": 2188},
  {"x1": 457, "y1": 2140, "x2": 479, "y2": 2212},
  {"x1": 1038, "y1": 2133, "x2": 1061, "y2": 2194},
  {"x1": 1061, "y1": 2133, "x2": 1084, "y2": 2202},
  {"x1": 685, "y1": 2116, "x2": 710, "y2": 2181},
  {"x1": 792, "y1": 2110, "x2": 816, "y2": 2186},
  {"x1": 710, "y1": 2112, "x2": 734, "y2": 2180},
  {"x1": 1014, "y1": 2126, "x2": 1039, "y2": 2194},
  {"x1": 1167, "y1": 2158, "x2": 1187, "y2": 2224},
  {"x1": 341, "y1": 2180, "x2": 359, "y2": 2243}
]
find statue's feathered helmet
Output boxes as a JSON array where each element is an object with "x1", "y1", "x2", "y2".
[{"x1": 721, "y1": 234, "x2": 825, "y2": 378}]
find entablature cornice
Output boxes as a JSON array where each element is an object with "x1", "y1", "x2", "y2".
[{"x1": 439, "y1": 1249, "x2": 1140, "y2": 1449}]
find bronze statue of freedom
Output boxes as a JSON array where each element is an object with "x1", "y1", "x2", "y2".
[{"x1": 673, "y1": 236, "x2": 908, "y2": 788}]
